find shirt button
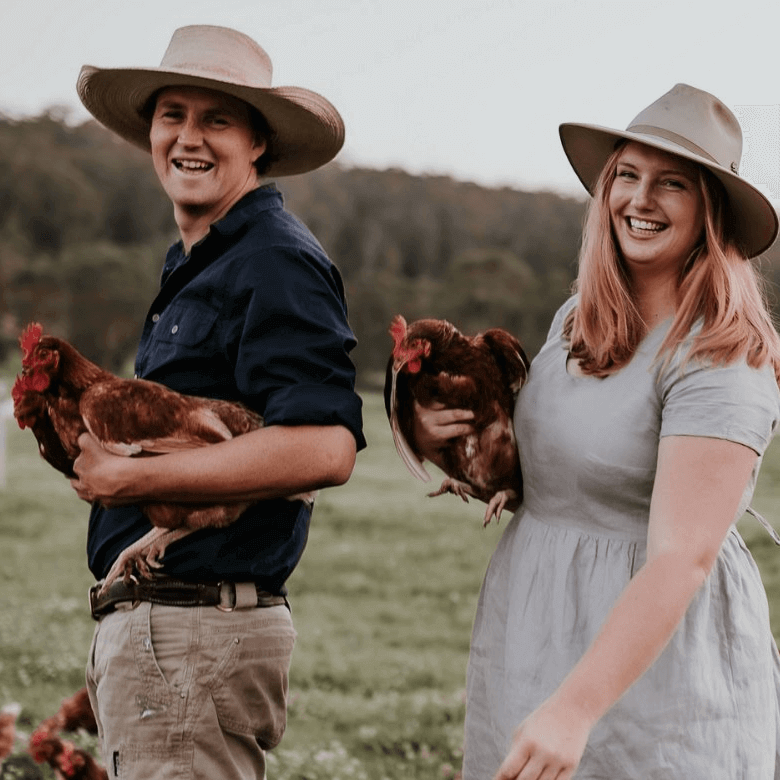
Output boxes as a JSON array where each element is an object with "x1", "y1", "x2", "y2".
[
  {"x1": 152, "y1": 313, "x2": 160, "y2": 322},
  {"x1": 171, "y1": 325, "x2": 179, "y2": 334}
]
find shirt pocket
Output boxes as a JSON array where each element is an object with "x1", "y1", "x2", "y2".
[
  {"x1": 154, "y1": 300, "x2": 221, "y2": 347},
  {"x1": 145, "y1": 300, "x2": 222, "y2": 372}
]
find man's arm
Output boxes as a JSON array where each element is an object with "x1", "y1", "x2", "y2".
[{"x1": 70, "y1": 425, "x2": 357, "y2": 506}]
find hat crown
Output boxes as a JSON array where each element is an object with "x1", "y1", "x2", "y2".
[
  {"x1": 159, "y1": 25, "x2": 273, "y2": 89},
  {"x1": 626, "y1": 83, "x2": 742, "y2": 174}
]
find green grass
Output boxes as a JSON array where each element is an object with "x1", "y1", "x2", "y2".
[{"x1": 1, "y1": 391, "x2": 780, "y2": 779}]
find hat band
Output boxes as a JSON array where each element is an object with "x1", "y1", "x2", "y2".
[{"x1": 626, "y1": 124, "x2": 721, "y2": 166}]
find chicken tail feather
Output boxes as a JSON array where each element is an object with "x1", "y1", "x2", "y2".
[{"x1": 389, "y1": 365, "x2": 431, "y2": 482}]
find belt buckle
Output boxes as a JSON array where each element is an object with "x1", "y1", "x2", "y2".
[
  {"x1": 88, "y1": 579, "x2": 141, "y2": 620},
  {"x1": 216, "y1": 581, "x2": 236, "y2": 612},
  {"x1": 88, "y1": 583, "x2": 103, "y2": 620}
]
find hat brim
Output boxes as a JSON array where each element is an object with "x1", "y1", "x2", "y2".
[
  {"x1": 559, "y1": 122, "x2": 779, "y2": 258},
  {"x1": 77, "y1": 65, "x2": 345, "y2": 177}
]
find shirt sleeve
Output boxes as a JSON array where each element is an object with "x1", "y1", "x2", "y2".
[
  {"x1": 547, "y1": 296, "x2": 578, "y2": 342},
  {"x1": 659, "y1": 352, "x2": 780, "y2": 456},
  {"x1": 231, "y1": 243, "x2": 366, "y2": 450}
]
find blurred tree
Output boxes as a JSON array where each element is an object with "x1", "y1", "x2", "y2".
[
  {"x1": 61, "y1": 242, "x2": 163, "y2": 372},
  {"x1": 0, "y1": 112, "x2": 597, "y2": 379}
]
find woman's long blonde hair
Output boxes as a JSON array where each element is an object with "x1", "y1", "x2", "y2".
[{"x1": 565, "y1": 142, "x2": 780, "y2": 384}]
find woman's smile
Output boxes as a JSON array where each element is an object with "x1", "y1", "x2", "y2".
[{"x1": 626, "y1": 216, "x2": 666, "y2": 234}]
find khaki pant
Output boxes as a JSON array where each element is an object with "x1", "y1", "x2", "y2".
[{"x1": 86, "y1": 600, "x2": 296, "y2": 779}]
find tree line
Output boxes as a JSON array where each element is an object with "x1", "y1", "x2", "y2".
[{"x1": 3, "y1": 111, "x2": 780, "y2": 385}]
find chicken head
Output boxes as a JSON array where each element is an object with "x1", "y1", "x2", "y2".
[{"x1": 390, "y1": 314, "x2": 432, "y2": 373}]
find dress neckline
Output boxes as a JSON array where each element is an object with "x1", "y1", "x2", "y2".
[{"x1": 563, "y1": 316, "x2": 674, "y2": 379}]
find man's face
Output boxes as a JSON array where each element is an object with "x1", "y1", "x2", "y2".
[{"x1": 149, "y1": 86, "x2": 265, "y2": 220}]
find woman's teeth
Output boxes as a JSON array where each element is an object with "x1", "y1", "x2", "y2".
[{"x1": 628, "y1": 217, "x2": 664, "y2": 233}]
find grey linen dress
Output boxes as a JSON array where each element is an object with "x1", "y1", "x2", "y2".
[{"x1": 462, "y1": 297, "x2": 780, "y2": 779}]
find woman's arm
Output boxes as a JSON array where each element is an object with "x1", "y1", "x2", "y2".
[
  {"x1": 70, "y1": 424, "x2": 357, "y2": 506},
  {"x1": 494, "y1": 434, "x2": 758, "y2": 780}
]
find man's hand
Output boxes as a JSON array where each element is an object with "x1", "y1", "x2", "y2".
[{"x1": 70, "y1": 432, "x2": 134, "y2": 506}]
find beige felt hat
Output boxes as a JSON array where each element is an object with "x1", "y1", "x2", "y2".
[
  {"x1": 559, "y1": 83, "x2": 778, "y2": 257},
  {"x1": 77, "y1": 25, "x2": 345, "y2": 177}
]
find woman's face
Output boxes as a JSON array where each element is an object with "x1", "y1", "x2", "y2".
[{"x1": 608, "y1": 142, "x2": 706, "y2": 281}]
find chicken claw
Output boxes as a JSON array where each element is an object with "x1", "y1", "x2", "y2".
[
  {"x1": 100, "y1": 527, "x2": 191, "y2": 593},
  {"x1": 483, "y1": 489, "x2": 518, "y2": 527},
  {"x1": 428, "y1": 477, "x2": 475, "y2": 503}
]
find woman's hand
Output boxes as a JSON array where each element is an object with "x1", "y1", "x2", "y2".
[
  {"x1": 412, "y1": 400, "x2": 474, "y2": 462},
  {"x1": 70, "y1": 432, "x2": 136, "y2": 506},
  {"x1": 494, "y1": 696, "x2": 591, "y2": 780}
]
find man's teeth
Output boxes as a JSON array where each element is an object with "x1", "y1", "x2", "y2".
[
  {"x1": 629, "y1": 218, "x2": 664, "y2": 232},
  {"x1": 174, "y1": 160, "x2": 213, "y2": 171}
]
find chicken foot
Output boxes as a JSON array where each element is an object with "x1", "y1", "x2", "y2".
[
  {"x1": 428, "y1": 476, "x2": 475, "y2": 502},
  {"x1": 100, "y1": 526, "x2": 193, "y2": 593},
  {"x1": 482, "y1": 489, "x2": 518, "y2": 527},
  {"x1": 428, "y1": 477, "x2": 517, "y2": 527}
]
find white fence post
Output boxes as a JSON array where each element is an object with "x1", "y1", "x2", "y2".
[{"x1": 0, "y1": 381, "x2": 10, "y2": 489}]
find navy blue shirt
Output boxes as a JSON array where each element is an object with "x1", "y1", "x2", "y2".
[{"x1": 87, "y1": 185, "x2": 365, "y2": 593}]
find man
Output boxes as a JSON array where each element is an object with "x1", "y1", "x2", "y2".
[{"x1": 71, "y1": 25, "x2": 365, "y2": 780}]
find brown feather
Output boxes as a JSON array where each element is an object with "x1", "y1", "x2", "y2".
[{"x1": 385, "y1": 315, "x2": 529, "y2": 524}]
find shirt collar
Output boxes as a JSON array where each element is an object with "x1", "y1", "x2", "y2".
[
  {"x1": 210, "y1": 182, "x2": 282, "y2": 239},
  {"x1": 167, "y1": 183, "x2": 282, "y2": 263}
]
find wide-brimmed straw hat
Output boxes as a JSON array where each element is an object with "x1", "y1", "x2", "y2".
[
  {"x1": 559, "y1": 83, "x2": 778, "y2": 257},
  {"x1": 77, "y1": 25, "x2": 345, "y2": 177}
]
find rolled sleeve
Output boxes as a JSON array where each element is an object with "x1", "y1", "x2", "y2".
[{"x1": 233, "y1": 244, "x2": 366, "y2": 450}]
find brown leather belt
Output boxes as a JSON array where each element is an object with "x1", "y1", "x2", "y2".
[{"x1": 89, "y1": 577, "x2": 288, "y2": 620}]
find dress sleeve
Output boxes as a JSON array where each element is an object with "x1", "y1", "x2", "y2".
[
  {"x1": 231, "y1": 244, "x2": 366, "y2": 450},
  {"x1": 659, "y1": 353, "x2": 780, "y2": 456},
  {"x1": 546, "y1": 295, "x2": 578, "y2": 342}
]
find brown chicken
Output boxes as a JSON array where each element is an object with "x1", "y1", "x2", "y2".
[
  {"x1": 32, "y1": 687, "x2": 96, "y2": 737},
  {"x1": 385, "y1": 315, "x2": 529, "y2": 525},
  {"x1": 12, "y1": 323, "x2": 309, "y2": 589},
  {"x1": 28, "y1": 687, "x2": 106, "y2": 780},
  {"x1": 29, "y1": 731, "x2": 107, "y2": 780}
]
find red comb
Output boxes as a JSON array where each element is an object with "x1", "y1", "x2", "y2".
[
  {"x1": 19, "y1": 323, "x2": 43, "y2": 365},
  {"x1": 28, "y1": 727, "x2": 51, "y2": 762},
  {"x1": 389, "y1": 315, "x2": 408, "y2": 350}
]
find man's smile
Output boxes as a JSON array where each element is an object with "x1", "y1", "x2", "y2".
[{"x1": 172, "y1": 158, "x2": 215, "y2": 173}]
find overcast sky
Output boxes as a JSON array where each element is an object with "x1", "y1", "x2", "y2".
[{"x1": 3, "y1": 0, "x2": 779, "y2": 201}]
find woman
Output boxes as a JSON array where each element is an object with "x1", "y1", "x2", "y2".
[{"x1": 415, "y1": 84, "x2": 780, "y2": 779}]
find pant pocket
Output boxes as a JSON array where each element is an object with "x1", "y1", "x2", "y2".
[
  {"x1": 148, "y1": 604, "x2": 194, "y2": 690},
  {"x1": 111, "y1": 742, "x2": 193, "y2": 780},
  {"x1": 205, "y1": 606, "x2": 296, "y2": 749}
]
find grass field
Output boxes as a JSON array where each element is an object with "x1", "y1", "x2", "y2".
[{"x1": 1, "y1": 390, "x2": 780, "y2": 779}]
